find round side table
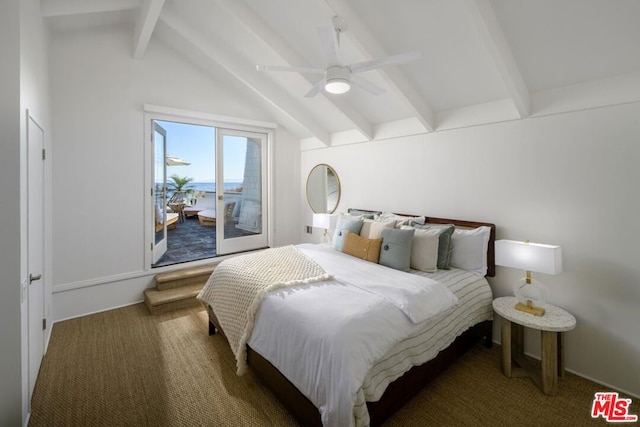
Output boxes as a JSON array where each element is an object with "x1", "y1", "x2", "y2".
[{"x1": 492, "y1": 296, "x2": 576, "y2": 396}]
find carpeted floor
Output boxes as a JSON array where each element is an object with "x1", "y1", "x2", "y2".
[{"x1": 29, "y1": 304, "x2": 638, "y2": 426}]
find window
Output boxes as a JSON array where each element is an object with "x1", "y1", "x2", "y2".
[{"x1": 144, "y1": 106, "x2": 273, "y2": 268}]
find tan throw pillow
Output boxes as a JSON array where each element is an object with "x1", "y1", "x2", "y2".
[{"x1": 342, "y1": 232, "x2": 383, "y2": 263}]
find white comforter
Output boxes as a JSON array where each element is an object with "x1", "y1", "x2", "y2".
[{"x1": 247, "y1": 244, "x2": 459, "y2": 427}]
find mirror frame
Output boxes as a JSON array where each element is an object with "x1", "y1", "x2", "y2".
[{"x1": 306, "y1": 164, "x2": 341, "y2": 214}]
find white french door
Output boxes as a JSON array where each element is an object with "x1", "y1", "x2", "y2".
[
  {"x1": 145, "y1": 108, "x2": 273, "y2": 267},
  {"x1": 152, "y1": 122, "x2": 168, "y2": 263},
  {"x1": 215, "y1": 128, "x2": 268, "y2": 255}
]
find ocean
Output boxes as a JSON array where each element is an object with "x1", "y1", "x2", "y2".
[{"x1": 189, "y1": 182, "x2": 243, "y2": 192}]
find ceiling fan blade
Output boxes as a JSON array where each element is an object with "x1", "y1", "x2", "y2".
[
  {"x1": 348, "y1": 51, "x2": 420, "y2": 74},
  {"x1": 317, "y1": 25, "x2": 340, "y2": 65},
  {"x1": 256, "y1": 65, "x2": 325, "y2": 74},
  {"x1": 351, "y1": 75, "x2": 385, "y2": 96},
  {"x1": 304, "y1": 79, "x2": 326, "y2": 98}
]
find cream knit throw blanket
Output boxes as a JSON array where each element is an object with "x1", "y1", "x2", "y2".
[{"x1": 197, "y1": 245, "x2": 333, "y2": 374}]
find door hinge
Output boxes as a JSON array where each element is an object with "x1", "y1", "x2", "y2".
[
  {"x1": 42, "y1": 149, "x2": 46, "y2": 161},
  {"x1": 150, "y1": 243, "x2": 153, "y2": 251},
  {"x1": 151, "y1": 187, "x2": 153, "y2": 197},
  {"x1": 42, "y1": 318, "x2": 47, "y2": 330}
]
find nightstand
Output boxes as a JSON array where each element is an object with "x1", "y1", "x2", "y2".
[{"x1": 492, "y1": 296, "x2": 576, "y2": 396}]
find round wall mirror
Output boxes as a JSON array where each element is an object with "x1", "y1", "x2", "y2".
[{"x1": 306, "y1": 164, "x2": 341, "y2": 213}]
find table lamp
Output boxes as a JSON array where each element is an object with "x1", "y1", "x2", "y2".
[
  {"x1": 495, "y1": 239, "x2": 562, "y2": 316},
  {"x1": 313, "y1": 213, "x2": 338, "y2": 243}
]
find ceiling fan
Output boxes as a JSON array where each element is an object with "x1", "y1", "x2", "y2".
[{"x1": 256, "y1": 16, "x2": 420, "y2": 97}]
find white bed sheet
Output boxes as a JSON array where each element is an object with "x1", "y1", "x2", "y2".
[
  {"x1": 356, "y1": 268, "x2": 493, "y2": 421},
  {"x1": 247, "y1": 252, "x2": 494, "y2": 426},
  {"x1": 247, "y1": 244, "x2": 459, "y2": 427}
]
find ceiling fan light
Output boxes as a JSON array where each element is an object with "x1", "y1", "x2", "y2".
[
  {"x1": 325, "y1": 79, "x2": 351, "y2": 94},
  {"x1": 324, "y1": 65, "x2": 351, "y2": 94}
]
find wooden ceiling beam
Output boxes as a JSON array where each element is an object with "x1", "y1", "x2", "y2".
[
  {"x1": 132, "y1": 0, "x2": 164, "y2": 59},
  {"x1": 159, "y1": 9, "x2": 332, "y2": 145},
  {"x1": 214, "y1": 0, "x2": 374, "y2": 142},
  {"x1": 321, "y1": 0, "x2": 436, "y2": 134},
  {"x1": 41, "y1": 0, "x2": 140, "y2": 17},
  {"x1": 464, "y1": 0, "x2": 530, "y2": 118}
]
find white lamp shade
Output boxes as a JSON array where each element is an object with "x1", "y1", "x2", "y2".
[
  {"x1": 495, "y1": 240, "x2": 562, "y2": 275},
  {"x1": 312, "y1": 213, "x2": 338, "y2": 230}
]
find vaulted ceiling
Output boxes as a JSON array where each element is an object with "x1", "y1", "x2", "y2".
[{"x1": 42, "y1": 0, "x2": 640, "y2": 148}]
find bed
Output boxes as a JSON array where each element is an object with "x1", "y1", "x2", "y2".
[{"x1": 199, "y1": 211, "x2": 496, "y2": 426}]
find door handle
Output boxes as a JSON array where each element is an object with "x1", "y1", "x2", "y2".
[{"x1": 29, "y1": 274, "x2": 42, "y2": 284}]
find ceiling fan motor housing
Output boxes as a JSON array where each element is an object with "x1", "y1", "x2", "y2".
[{"x1": 325, "y1": 65, "x2": 351, "y2": 94}]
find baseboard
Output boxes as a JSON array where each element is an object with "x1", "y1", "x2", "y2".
[{"x1": 53, "y1": 300, "x2": 144, "y2": 324}]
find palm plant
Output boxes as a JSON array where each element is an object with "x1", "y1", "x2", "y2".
[
  {"x1": 167, "y1": 175, "x2": 195, "y2": 193},
  {"x1": 166, "y1": 175, "x2": 195, "y2": 204}
]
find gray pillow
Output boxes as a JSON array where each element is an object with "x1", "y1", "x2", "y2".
[
  {"x1": 332, "y1": 218, "x2": 364, "y2": 251},
  {"x1": 413, "y1": 223, "x2": 454, "y2": 270},
  {"x1": 379, "y1": 228, "x2": 415, "y2": 272},
  {"x1": 348, "y1": 209, "x2": 377, "y2": 219}
]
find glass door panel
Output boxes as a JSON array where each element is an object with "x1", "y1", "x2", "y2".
[
  {"x1": 216, "y1": 129, "x2": 268, "y2": 255},
  {"x1": 152, "y1": 121, "x2": 168, "y2": 263}
]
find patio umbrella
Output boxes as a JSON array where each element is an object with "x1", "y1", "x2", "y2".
[{"x1": 166, "y1": 155, "x2": 191, "y2": 166}]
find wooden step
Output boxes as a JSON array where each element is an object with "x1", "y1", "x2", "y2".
[
  {"x1": 154, "y1": 264, "x2": 216, "y2": 291},
  {"x1": 144, "y1": 283, "x2": 204, "y2": 315}
]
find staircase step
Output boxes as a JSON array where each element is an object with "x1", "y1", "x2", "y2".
[
  {"x1": 154, "y1": 265, "x2": 216, "y2": 291},
  {"x1": 144, "y1": 282, "x2": 204, "y2": 315}
]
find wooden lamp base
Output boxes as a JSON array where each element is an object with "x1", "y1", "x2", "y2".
[{"x1": 515, "y1": 300, "x2": 545, "y2": 316}]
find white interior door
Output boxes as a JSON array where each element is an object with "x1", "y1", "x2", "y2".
[
  {"x1": 27, "y1": 111, "x2": 45, "y2": 405},
  {"x1": 152, "y1": 122, "x2": 168, "y2": 263},
  {"x1": 215, "y1": 129, "x2": 268, "y2": 255}
]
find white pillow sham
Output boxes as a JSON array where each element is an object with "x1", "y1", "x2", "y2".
[
  {"x1": 449, "y1": 226, "x2": 491, "y2": 276},
  {"x1": 376, "y1": 212, "x2": 426, "y2": 228},
  {"x1": 401, "y1": 226, "x2": 439, "y2": 273}
]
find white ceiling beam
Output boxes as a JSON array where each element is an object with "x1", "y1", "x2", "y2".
[
  {"x1": 159, "y1": 10, "x2": 331, "y2": 145},
  {"x1": 321, "y1": 0, "x2": 436, "y2": 133},
  {"x1": 464, "y1": 0, "x2": 530, "y2": 118},
  {"x1": 214, "y1": 0, "x2": 374, "y2": 141},
  {"x1": 41, "y1": 0, "x2": 140, "y2": 18},
  {"x1": 132, "y1": 0, "x2": 164, "y2": 59}
]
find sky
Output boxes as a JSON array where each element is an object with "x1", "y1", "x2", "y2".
[{"x1": 156, "y1": 120, "x2": 248, "y2": 182}]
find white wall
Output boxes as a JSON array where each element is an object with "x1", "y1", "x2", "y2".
[
  {"x1": 0, "y1": 1, "x2": 24, "y2": 423},
  {"x1": 0, "y1": 0, "x2": 51, "y2": 424},
  {"x1": 49, "y1": 24, "x2": 300, "y2": 320},
  {"x1": 301, "y1": 102, "x2": 640, "y2": 397}
]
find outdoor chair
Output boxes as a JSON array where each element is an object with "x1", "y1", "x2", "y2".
[
  {"x1": 197, "y1": 201, "x2": 236, "y2": 227},
  {"x1": 155, "y1": 204, "x2": 179, "y2": 232}
]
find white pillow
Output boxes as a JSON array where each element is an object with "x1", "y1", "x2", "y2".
[
  {"x1": 402, "y1": 226, "x2": 439, "y2": 272},
  {"x1": 361, "y1": 219, "x2": 396, "y2": 239},
  {"x1": 449, "y1": 226, "x2": 491, "y2": 275},
  {"x1": 376, "y1": 212, "x2": 426, "y2": 227},
  {"x1": 155, "y1": 204, "x2": 163, "y2": 223}
]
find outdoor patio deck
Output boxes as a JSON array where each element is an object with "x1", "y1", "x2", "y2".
[{"x1": 153, "y1": 215, "x2": 257, "y2": 267}]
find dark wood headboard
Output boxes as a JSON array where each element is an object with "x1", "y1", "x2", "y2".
[{"x1": 347, "y1": 209, "x2": 496, "y2": 277}]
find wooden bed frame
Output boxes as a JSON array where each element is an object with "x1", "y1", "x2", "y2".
[{"x1": 207, "y1": 213, "x2": 496, "y2": 426}]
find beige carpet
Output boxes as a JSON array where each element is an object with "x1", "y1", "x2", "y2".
[{"x1": 29, "y1": 303, "x2": 638, "y2": 426}]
